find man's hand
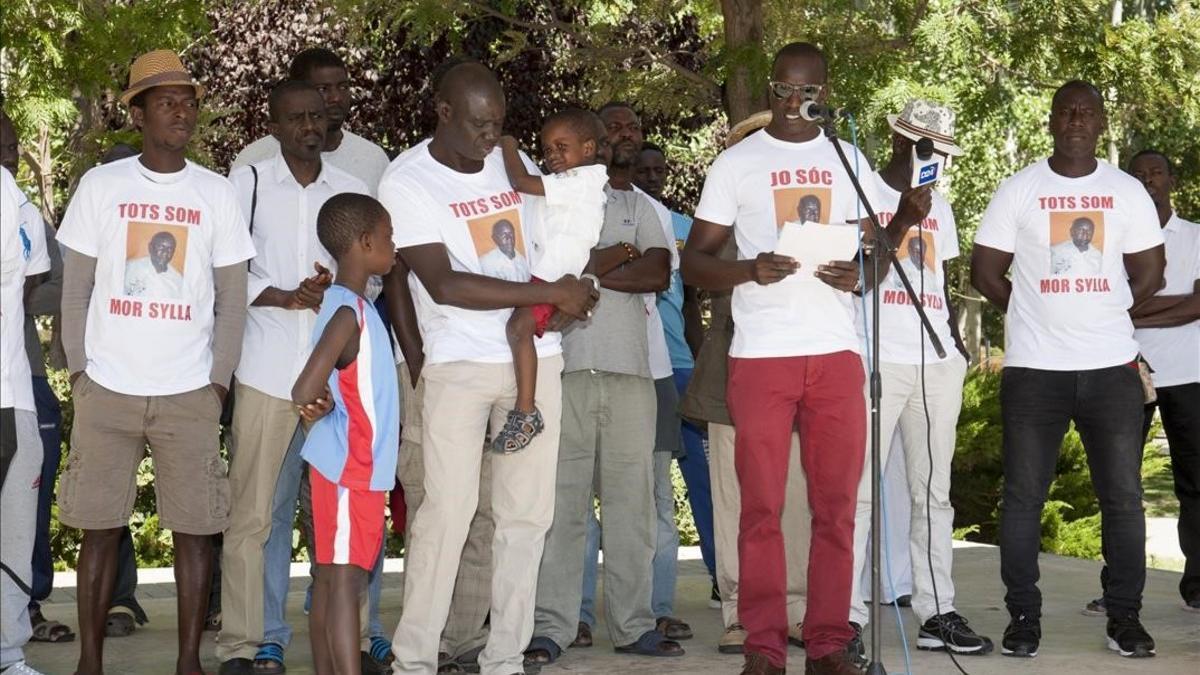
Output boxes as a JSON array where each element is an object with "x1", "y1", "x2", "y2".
[
  {"x1": 748, "y1": 252, "x2": 799, "y2": 285},
  {"x1": 892, "y1": 185, "x2": 933, "y2": 230},
  {"x1": 550, "y1": 274, "x2": 600, "y2": 320},
  {"x1": 500, "y1": 135, "x2": 519, "y2": 152},
  {"x1": 405, "y1": 355, "x2": 424, "y2": 387},
  {"x1": 296, "y1": 385, "x2": 334, "y2": 424},
  {"x1": 814, "y1": 260, "x2": 860, "y2": 292},
  {"x1": 210, "y1": 382, "x2": 228, "y2": 407}
]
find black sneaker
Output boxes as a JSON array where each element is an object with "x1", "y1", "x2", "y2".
[
  {"x1": 1082, "y1": 596, "x2": 1106, "y2": 616},
  {"x1": 1001, "y1": 614, "x2": 1040, "y2": 658},
  {"x1": 917, "y1": 612, "x2": 994, "y2": 655},
  {"x1": 844, "y1": 622, "x2": 866, "y2": 668},
  {"x1": 709, "y1": 582, "x2": 722, "y2": 609},
  {"x1": 1106, "y1": 614, "x2": 1155, "y2": 658}
]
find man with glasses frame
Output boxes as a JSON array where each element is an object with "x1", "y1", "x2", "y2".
[{"x1": 683, "y1": 42, "x2": 928, "y2": 675}]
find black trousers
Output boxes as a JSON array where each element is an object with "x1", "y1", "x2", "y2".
[
  {"x1": 1144, "y1": 382, "x2": 1200, "y2": 602},
  {"x1": 999, "y1": 365, "x2": 1147, "y2": 618}
]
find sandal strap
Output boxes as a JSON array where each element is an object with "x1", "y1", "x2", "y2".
[{"x1": 254, "y1": 642, "x2": 285, "y2": 664}]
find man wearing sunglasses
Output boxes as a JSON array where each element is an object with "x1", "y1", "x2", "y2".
[{"x1": 682, "y1": 42, "x2": 930, "y2": 675}]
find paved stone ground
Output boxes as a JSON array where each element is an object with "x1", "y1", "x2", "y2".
[{"x1": 24, "y1": 544, "x2": 1199, "y2": 674}]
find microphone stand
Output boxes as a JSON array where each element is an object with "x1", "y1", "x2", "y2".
[{"x1": 818, "y1": 116, "x2": 946, "y2": 675}]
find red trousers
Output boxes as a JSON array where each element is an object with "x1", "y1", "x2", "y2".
[{"x1": 727, "y1": 352, "x2": 866, "y2": 664}]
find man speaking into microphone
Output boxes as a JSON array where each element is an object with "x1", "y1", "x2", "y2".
[
  {"x1": 846, "y1": 100, "x2": 993, "y2": 661},
  {"x1": 681, "y1": 42, "x2": 928, "y2": 675}
]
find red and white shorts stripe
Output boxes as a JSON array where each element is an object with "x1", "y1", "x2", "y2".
[{"x1": 309, "y1": 466, "x2": 386, "y2": 571}]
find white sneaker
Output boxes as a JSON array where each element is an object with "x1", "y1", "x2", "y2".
[{"x1": 2, "y1": 661, "x2": 47, "y2": 675}]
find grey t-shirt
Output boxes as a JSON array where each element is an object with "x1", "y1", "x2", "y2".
[
  {"x1": 562, "y1": 187, "x2": 669, "y2": 377},
  {"x1": 230, "y1": 130, "x2": 390, "y2": 194}
]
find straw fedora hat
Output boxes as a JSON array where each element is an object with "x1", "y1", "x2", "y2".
[
  {"x1": 726, "y1": 110, "x2": 772, "y2": 148},
  {"x1": 886, "y1": 99, "x2": 963, "y2": 156},
  {"x1": 120, "y1": 50, "x2": 205, "y2": 106}
]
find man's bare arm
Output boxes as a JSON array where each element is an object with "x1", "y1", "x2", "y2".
[{"x1": 970, "y1": 244, "x2": 1014, "y2": 311}]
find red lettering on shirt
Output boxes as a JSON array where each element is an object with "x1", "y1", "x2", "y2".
[
  {"x1": 108, "y1": 298, "x2": 144, "y2": 317},
  {"x1": 118, "y1": 202, "x2": 202, "y2": 225},
  {"x1": 769, "y1": 168, "x2": 835, "y2": 188},
  {"x1": 882, "y1": 289, "x2": 944, "y2": 309},
  {"x1": 1038, "y1": 277, "x2": 1110, "y2": 294},
  {"x1": 108, "y1": 297, "x2": 191, "y2": 321},
  {"x1": 1038, "y1": 195, "x2": 1113, "y2": 211}
]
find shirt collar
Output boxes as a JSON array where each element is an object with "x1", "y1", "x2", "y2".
[
  {"x1": 1164, "y1": 211, "x2": 1181, "y2": 233},
  {"x1": 270, "y1": 150, "x2": 332, "y2": 188}
]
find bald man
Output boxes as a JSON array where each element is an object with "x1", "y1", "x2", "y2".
[{"x1": 380, "y1": 59, "x2": 596, "y2": 675}]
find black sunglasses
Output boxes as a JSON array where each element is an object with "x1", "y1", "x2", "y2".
[{"x1": 769, "y1": 82, "x2": 825, "y2": 100}]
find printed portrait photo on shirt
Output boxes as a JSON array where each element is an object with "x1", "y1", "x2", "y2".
[
  {"x1": 892, "y1": 229, "x2": 937, "y2": 288},
  {"x1": 772, "y1": 186, "x2": 832, "y2": 229},
  {"x1": 1048, "y1": 211, "x2": 1105, "y2": 276},
  {"x1": 124, "y1": 221, "x2": 188, "y2": 298},
  {"x1": 468, "y1": 209, "x2": 529, "y2": 282}
]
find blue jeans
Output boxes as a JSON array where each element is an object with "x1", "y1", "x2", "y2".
[
  {"x1": 651, "y1": 452, "x2": 678, "y2": 617},
  {"x1": 262, "y1": 424, "x2": 387, "y2": 647},
  {"x1": 672, "y1": 368, "x2": 716, "y2": 581},
  {"x1": 28, "y1": 376, "x2": 61, "y2": 611},
  {"x1": 999, "y1": 365, "x2": 1146, "y2": 618}
]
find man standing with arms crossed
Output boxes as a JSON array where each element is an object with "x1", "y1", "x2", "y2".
[
  {"x1": 682, "y1": 42, "x2": 919, "y2": 675},
  {"x1": 972, "y1": 80, "x2": 1165, "y2": 659}
]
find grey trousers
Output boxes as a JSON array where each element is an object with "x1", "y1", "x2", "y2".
[
  {"x1": 1, "y1": 410, "x2": 41, "y2": 668},
  {"x1": 533, "y1": 370, "x2": 657, "y2": 649}
]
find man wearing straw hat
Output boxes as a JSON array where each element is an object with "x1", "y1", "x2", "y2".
[
  {"x1": 846, "y1": 99, "x2": 992, "y2": 660},
  {"x1": 56, "y1": 49, "x2": 254, "y2": 675}
]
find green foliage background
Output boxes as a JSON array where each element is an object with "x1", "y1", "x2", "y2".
[{"x1": 5, "y1": 0, "x2": 1193, "y2": 567}]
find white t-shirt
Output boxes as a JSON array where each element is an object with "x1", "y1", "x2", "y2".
[
  {"x1": 636, "y1": 187, "x2": 677, "y2": 379},
  {"x1": 57, "y1": 157, "x2": 256, "y2": 395},
  {"x1": 230, "y1": 153, "x2": 369, "y2": 401},
  {"x1": 1135, "y1": 213, "x2": 1200, "y2": 387},
  {"x1": 528, "y1": 164, "x2": 609, "y2": 281},
  {"x1": 856, "y1": 173, "x2": 960, "y2": 365},
  {"x1": 694, "y1": 130, "x2": 880, "y2": 358},
  {"x1": 1, "y1": 169, "x2": 49, "y2": 410},
  {"x1": 379, "y1": 144, "x2": 561, "y2": 365},
  {"x1": 231, "y1": 130, "x2": 390, "y2": 195},
  {"x1": 975, "y1": 159, "x2": 1163, "y2": 371}
]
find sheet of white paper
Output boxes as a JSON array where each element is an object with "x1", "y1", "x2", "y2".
[{"x1": 774, "y1": 221, "x2": 862, "y2": 282}]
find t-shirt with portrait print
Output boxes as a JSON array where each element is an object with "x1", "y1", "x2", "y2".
[
  {"x1": 57, "y1": 157, "x2": 255, "y2": 396},
  {"x1": 974, "y1": 159, "x2": 1163, "y2": 371},
  {"x1": 694, "y1": 129, "x2": 881, "y2": 359},
  {"x1": 380, "y1": 144, "x2": 561, "y2": 365},
  {"x1": 856, "y1": 172, "x2": 960, "y2": 365}
]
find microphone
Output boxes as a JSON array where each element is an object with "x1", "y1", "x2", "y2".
[
  {"x1": 910, "y1": 137, "x2": 944, "y2": 188},
  {"x1": 799, "y1": 100, "x2": 847, "y2": 122}
]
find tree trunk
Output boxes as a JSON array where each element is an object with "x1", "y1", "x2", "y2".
[{"x1": 720, "y1": 0, "x2": 767, "y2": 124}]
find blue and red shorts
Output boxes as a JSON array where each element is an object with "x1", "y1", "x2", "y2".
[{"x1": 309, "y1": 466, "x2": 386, "y2": 571}]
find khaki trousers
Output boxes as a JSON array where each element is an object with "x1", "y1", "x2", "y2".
[
  {"x1": 394, "y1": 365, "x2": 494, "y2": 657},
  {"x1": 392, "y1": 356, "x2": 563, "y2": 675},
  {"x1": 217, "y1": 383, "x2": 300, "y2": 661},
  {"x1": 708, "y1": 423, "x2": 810, "y2": 628}
]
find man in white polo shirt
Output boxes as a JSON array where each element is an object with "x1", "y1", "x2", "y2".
[
  {"x1": 1126, "y1": 149, "x2": 1200, "y2": 613},
  {"x1": 384, "y1": 60, "x2": 596, "y2": 675},
  {"x1": 216, "y1": 79, "x2": 369, "y2": 675},
  {"x1": 681, "y1": 42, "x2": 917, "y2": 675},
  {"x1": 231, "y1": 48, "x2": 390, "y2": 194},
  {"x1": 972, "y1": 80, "x2": 1165, "y2": 660}
]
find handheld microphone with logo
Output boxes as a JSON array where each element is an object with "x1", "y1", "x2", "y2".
[
  {"x1": 910, "y1": 136, "x2": 944, "y2": 188},
  {"x1": 799, "y1": 100, "x2": 847, "y2": 123}
]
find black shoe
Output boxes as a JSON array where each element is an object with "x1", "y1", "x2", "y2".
[
  {"x1": 1184, "y1": 596, "x2": 1200, "y2": 613},
  {"x1": 1106, "y1": 613, "x2": 1156, "y2": 658},
  {"x1": 709, "y1": 581, "x2": 722, "y2": 609},
  {"x1": 917, "y1": 612, "x2": 994, "y2": 655},
  {"x1": 844, "y1": 622, "x2": 866, "y2": 668},
  {"x1": 1082, "y1": 596, "x2": 1106, "y2": 616},
  {"x1": 217, "y1": 659, "x2": 254, "y2": 675},
  {"x1": 883, "y1": 594, "x2": 912, "y2": 608},
  {"x1": 1001, "y1": 614, "x2": 1040, "y2": 658}
]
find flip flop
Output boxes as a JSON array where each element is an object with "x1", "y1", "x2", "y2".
[
  {"x1": 655, "y1": 616, "x2": 694, "y2": 641},
  {"x1": 523, "y1": 636, "x2": 562, "y2": 665},
  {"x1": 30, "y1": 613, "x2": 76, "y2": 643},
  {"x1": 571, "y1": 621, "x2": 593, "y2": 648},
  {"x1": 614, "y1": 629, "x2": 684, "y2": 657},
  {"x1": 360, "y1": 636, "x2": 393, "y2": 674},
  {"x1": 251, "y1": 643, "x2": 285, "y2": 675},
  {"x1": 105, "y1": 608, "x2": 136, "y2": 638}
]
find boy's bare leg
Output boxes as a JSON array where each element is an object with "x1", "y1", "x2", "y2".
[
  {"x1": 309, "y1": 567, "x2": 334, "y2": 675},
  {"x1": 74, "y1": 528, "x2": 122, "y2": 675},
  {"x1": 172, "y1": 533, "x2": 213, "y2": 675},
  {"x1": 321, "y1": 563, "x2": 367, "y2": 675},
  {"x1": 505, "y1": 307, "x2": 540, "y2": 413}
]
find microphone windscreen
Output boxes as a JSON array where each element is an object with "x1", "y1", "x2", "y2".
[{"x1": 915, "y1": 137, "x2": 935, "y2": 161}]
